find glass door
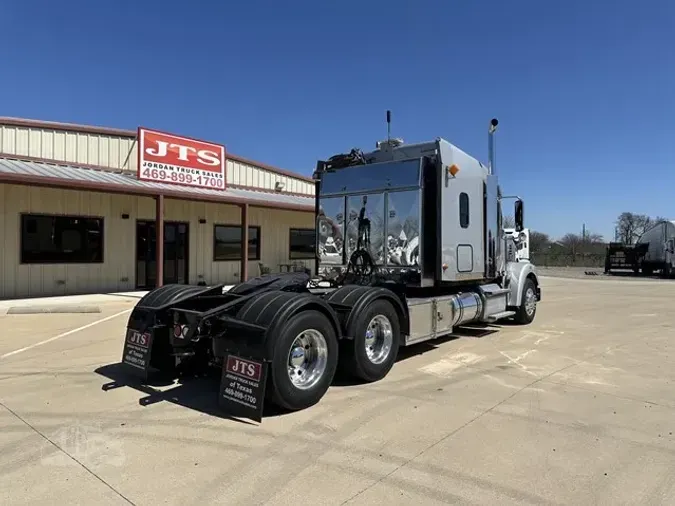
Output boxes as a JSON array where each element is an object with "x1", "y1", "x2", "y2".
[
  {"x1": 136, "y1": 221, "x2": 157, "y2": 289},
  {"x1": 163, "y1": 222, "x2": 189, "y2": 285},
  {"x1": 136, "y1": 221, "x2": 189, "y2": 289}
]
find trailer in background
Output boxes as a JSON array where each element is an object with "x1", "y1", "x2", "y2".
[
  {"x1": 605, "y1": 219, "x2": 675, "y2": 277},
  {"x1": 635, "y1": 220, "x2": 675, "y2": 277},
  {"x1": 604, "y1": 242, "x2": 647, "y2": 274}
]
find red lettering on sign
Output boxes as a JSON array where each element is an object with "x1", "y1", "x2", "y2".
[{"x1": 225, "y1": 356, "x2": 262, "y2": 382}]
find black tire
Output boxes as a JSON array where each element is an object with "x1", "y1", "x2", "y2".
[
  {"x1": 340, "y1": 299, "x2": 401, "y2": 382},
  {"x1": 513, "y1": 277, "x2": 537, "y2": 325},
  {"x1": 267, "y1": 310, "x2": 338, "y2": 411},
  {"x1": 662, "y1": 263, "x2": 671, "y2": 278}
]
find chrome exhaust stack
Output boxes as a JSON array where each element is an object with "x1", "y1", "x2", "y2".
[{"x1": 488, "y1": 118, "x2": 498, "y2": 175}]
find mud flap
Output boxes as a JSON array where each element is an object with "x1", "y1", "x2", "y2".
[
  {"x1": 218, "y1": 354, "x2": 269, "y2": 423},
  {"x1": 121, "y1": 328, "x2": 154, "y2": 380}
]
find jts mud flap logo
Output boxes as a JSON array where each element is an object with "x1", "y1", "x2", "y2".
[
  {"x1": 225, "y1": 356, "x2": 262, "y2": 382},
  {"x1": 127, "y1": 330, "x2": 150, "y2": 349},
  {"x1": 123, "y1": 329, "x2": 153, "y2": 371}
]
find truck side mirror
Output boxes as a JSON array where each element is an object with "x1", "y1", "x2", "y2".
[{"x1": 514, "y1": 199, "x2": 524, "y2": 232}]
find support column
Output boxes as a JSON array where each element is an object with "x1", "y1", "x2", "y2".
[
  {"x1": 156, "y1": 195, "x2": 164, "y2": 288},
  {"x1": 240, "y1": 203, "x2": 249, "y2": 282}
]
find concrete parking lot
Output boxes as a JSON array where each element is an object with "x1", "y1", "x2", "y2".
[{"x1": 1, "y1": 275, "x2": 675, "y2": 505}]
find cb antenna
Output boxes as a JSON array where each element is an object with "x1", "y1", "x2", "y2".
[{"x1": 386, "y1": 110, "x2": 391, "y2": 143}]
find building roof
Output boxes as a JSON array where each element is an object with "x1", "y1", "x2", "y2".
[
  {"x1": 0, "y1": 116, "x2": 315, "y2": 183},
  {"x1": 0, "y1": 157, "x2": 314, "y2": 212}
]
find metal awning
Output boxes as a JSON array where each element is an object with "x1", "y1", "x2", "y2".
[{"x1": 0, "y1": 157, "x2": 314, "y2": 212}]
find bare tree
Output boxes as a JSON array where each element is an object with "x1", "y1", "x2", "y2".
[
  {"x1": 586, "y1": 232, "x2": 604, "y2": 243},
  {"x1": 560, "y1": 233, "x2": 582, "y2": 255},
  {"x1": 616, "y1": 212, "x2": 641, "y2": 244},
  {"x1": 529, "y1": 231, "x2": 550, "y2": 253},
  {"x1": 616, "y1": 212, "x2": 661, "y2": 244}
]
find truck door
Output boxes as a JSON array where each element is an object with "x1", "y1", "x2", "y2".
[{"x1": 440, "y1": 178, "x2": 485, "y2": 282}]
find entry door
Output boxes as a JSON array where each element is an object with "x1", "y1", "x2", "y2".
[
  {"x1": 440, "y1": 178, "x2": 485, "y2": 281},
  {"x1": 136, "y1": 221, "x2": 189, "y2": 289},
  {"x1": 163, "y1": 222, "x2": 189, "y2": 285}
]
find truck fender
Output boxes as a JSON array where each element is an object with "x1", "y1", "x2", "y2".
[
  {"x1": 333, "y1": 286, "x2": 409, "y2": 339},
  {"x1": 125, "y1": 284, "x2": 225, "y2": 374},
  {"x1": 136, "y1": 283, "x2": 225, "y2": 311},
  {"x1": 505, "y1": 262, "x2": 540, "y2": 307},
  {"x1": 233, "y1": 291, "x2": 342, "y2": 360}
]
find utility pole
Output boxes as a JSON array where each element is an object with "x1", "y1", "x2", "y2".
[{"x1": 582, "y1": 223, "x2": 586, "y2": 241}]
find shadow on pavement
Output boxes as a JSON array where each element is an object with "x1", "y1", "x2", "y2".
[
  {"x1": 331, "y1": 324, "x2": 500, "y2": 387},
  {"x1": 95, "y1": 363, "x2": 258, "y2": 425},
  {"x1": 95, "y1": 324, "x2": 501, "y2": 421}
]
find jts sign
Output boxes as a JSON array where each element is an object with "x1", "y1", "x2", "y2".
[
  {"x1": 219, "y1": 354, "x2": 268, "y2": 422},
  {"x1": 225, "y1": 355, "x2": 262, "y2": 381},
  {"x1": 137, "y1": 127, "x2": 226, "y2": 190}
]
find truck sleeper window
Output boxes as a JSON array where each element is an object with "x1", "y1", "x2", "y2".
[{"x1": 459, "y1": 192, "x2": 470, "y2": 228}]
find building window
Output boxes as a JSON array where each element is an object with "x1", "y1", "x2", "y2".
[
  {"x1": 289, "y1": 228, "x2": 316, "y2": 259},
  {"x1": 20, "y1": 213, "x2": 104, "y2": 264},
  {"x1": 213, "y1": 225, "x2": 261, "y2": 261},
  {"x1": 459, "y1": 192, "x2": 470, "y2": 228}
]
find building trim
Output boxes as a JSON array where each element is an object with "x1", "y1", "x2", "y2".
[
  {"x1": 0, "y1": 161, "x2": 314, "y2": 213},
  {"x1": 0, "y1": 116, "x2": 315, "y2": 183},
  {"x1": 0, "y1": 152, "x2": 312, "y2": 198}
]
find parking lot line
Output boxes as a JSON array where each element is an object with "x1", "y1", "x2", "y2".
[{"x1": 0, "y1": 308, "x2": 132, "y2": 360}]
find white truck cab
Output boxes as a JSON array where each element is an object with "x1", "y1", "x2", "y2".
[{"x1": 504, "y1": 227, "x2": 530, "y2": 262}]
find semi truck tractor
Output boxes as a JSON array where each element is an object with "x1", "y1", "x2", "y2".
[{"x1": 120, "y1": 118, "x2": 541, "y2": 419}]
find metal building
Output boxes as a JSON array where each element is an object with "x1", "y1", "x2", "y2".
[{"x1": 0, "y1": 117, "x2": 317, "y2": 299}]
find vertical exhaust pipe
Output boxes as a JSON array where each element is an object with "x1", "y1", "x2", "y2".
[
  {"x1": 486, "y1": 118, "x2": 502, "y2": 277},
  {"x1": 488, "y1": 118, "x2": 498, "y2": 175}
]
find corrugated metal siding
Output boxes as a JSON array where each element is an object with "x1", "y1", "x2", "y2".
[
  {"x1": 0, "y1": 183, "x2": 314, "y2": 299},
  {"x1": 226, "y1": 159, "x2": 314, "y2": 195},
  {"x1": 0, "y1": 184, "x2": 5, "y2": 297},
  {"x1": 0, "y1": 122, "x2": 315, "y2": 196},
  {"x1": 250, "y1": 207, "x2": 315, "y2": 274},
  {"x1": 0, "y1": 124, "x2": 137, "y2": 172}
]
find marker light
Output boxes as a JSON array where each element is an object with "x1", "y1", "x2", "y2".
[{"x1": 448, "y1": 164, "x2": 460, "y2": 177}]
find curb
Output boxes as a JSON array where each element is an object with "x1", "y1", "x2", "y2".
[{"x1": 6, "y1": 305, "x2": 102, "y2": 315}]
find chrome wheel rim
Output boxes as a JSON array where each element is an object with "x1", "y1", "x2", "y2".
[
  {"x1": 364, "y1": 315, "x2": 393, "y2": 365},
  {"x1": 524, "y1": 287, "x2": 536, "y2": 316},
  {"x1": 287, "y1": 329, "x2": 328, "y2": 390}
]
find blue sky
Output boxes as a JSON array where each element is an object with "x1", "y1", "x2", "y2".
[{"x1": 2, "y1": 0, "x2": 674, "y2": 240}]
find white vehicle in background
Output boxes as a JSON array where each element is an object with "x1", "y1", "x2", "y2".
[
  {"x1": 504, "y1": 227, "x2": 530, "y2": 262},
  {"x1": 634, "y1": 220, "x2": 675, "y2": 277}
]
